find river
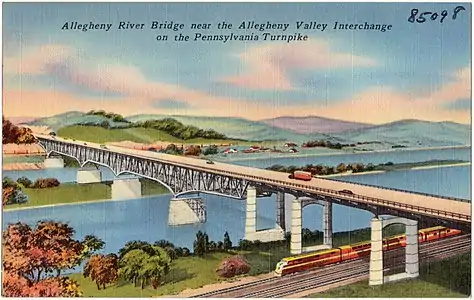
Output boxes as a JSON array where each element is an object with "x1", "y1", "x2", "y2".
[{"x1": 2, "y1": 147, "x2": 471, "y2": 255}]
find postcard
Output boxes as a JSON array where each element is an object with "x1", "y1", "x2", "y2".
[{"x1": 2, "y1": 2, "x2": 471, "y2": 298}]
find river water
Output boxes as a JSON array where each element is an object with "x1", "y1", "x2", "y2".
[{"x1": 2, "y1": 147, "x2": 471, "y2": 254}]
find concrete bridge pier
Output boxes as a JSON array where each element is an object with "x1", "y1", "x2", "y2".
[
  {"x1": 168, "y1": 197, "x2": 206, "y2": 226},
  {"x1": 43, "y1": 157, "x2": 64, "y2": 168},
  {"x1": 290, "y1": 197, "x2": 303, "y2": 255},
  {"x1": 369, "y1": 217, "x2": 419, "y2": 286},
  {"x1": 111, "y1": 178, "x2": 142, "y2": 200},
  {"x1": 323, "y1": 201, "x2": 333, "y2": 248},
  {"x1": 244, "y1": 186, "x2": 285, "y2": 242},
  {"x1": 291, "y1": 197, "x2": 333, "y2": 255},
  {"x1": 77, "y1": 168, "x2": 102, "y2": 184},
  {"x1": 276, "y1": 192, "x2": 286, "y2": 232}
]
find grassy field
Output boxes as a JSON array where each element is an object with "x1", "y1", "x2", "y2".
[
  {"x1": 69, "y1": 252, "x2": 232, "y2": 297},
  {"x1": 141, "y1": 178, "x2": 171, "y2": 196},
  {"x1": 5, "y1": 182, "x2": 111, "y2": 210},
  {"x1": 186, "y1": 138, "x2": 281, "y2": 147},
  {"x1": 4, "y1": 179, "x2": 170, "y2": 210},
  {"x1": 374, "y1": 159, "x2": 468, "y2": 172},
  {"x1": 57, "y1": 126, "x2": 183, "y2": 144},
  {"x1": 64, "y1": 225, "x2": 460, "y2": 298},
  {"x1": 3, "y1": 155, "x2": 45, "y2": 164},
  {"x1": 315, "y1": 253, "x2": 471, "y2": 298},
  {"x1": 56, "y1": 125, "x2": 282, "y2": 146}
]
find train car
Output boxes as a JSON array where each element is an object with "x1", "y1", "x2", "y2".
[{"x1": 274, "y1": 226, "x2": 461, "y2": 276}]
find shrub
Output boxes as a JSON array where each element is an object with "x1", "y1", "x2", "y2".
[
  {"x1": 216, "y1": 256, "x2": 251, "y2": 278},
  {"x1": 16, "y1": 177, "x2": 32, "y2": 188},
  {"x1": 237, "y1": 239, "x2": 253, "y2": 251},
  {"x1": 32, "y1": 178, "x2": 60, "y2": 189}
]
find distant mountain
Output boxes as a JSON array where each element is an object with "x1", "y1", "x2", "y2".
[
  {"x1": 7, "y1": 116, "x2": 39, "y2": 125},
  {"x1": 333, "y1": 119, "x2": 471, "y2": 147},
  {"x1": 126, "y1": 114, "x2": 322, "y2": 142},
  {"x1": 260, "y1": 116, "x2": 373, "y2": 134}
]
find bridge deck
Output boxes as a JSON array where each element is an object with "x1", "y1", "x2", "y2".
[{"x1": 35, "y1": 134, "x2": 471, "y2": 223}]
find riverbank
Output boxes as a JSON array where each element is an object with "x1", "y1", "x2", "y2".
[
  {"x1": 317, "y1": 161, "x2": 471, "y2": 178},
  {"x1": 221, "y1": 144, "x2": 471, "y2": 162},
  {"x1": 64, "y1": 226, "x2": 405, "y2": 297},
  {"x1": 3, "y1": 162, "x2": 44, "y2": 170},
  {"x1": 3, "y1": 179, "x2": 170, "y2": 211}
]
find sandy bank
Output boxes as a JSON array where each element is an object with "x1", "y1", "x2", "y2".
[
  {"x1": 411, "y1": 162, "x2": 471, "y2": 170},
  {"x1": 3, "y1": 163, "x2": 44, "y2": 171},
  {"x1": 3, "y1": 144, "x2": 45, "y2": 155}
]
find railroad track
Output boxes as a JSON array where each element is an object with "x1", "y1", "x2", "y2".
[{"x1": 192, "y1": 235, "x2": 471, "y2": 298}]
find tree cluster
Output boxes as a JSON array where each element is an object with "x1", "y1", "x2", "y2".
[
  {"x1": 118, "y1": 244, "x2": 171, "y2": 290},
  {"x1": 133, "y1": 118, "x2": 228, "y2": 141},
  {"x1": 193, "y1": 231, "x2": 233, "y2": 257},
  {"x1": 185, "y1": 145, "x2": 202, "y2": 156},
  {"x1": 2, "y1": 221, "x2": 104, "y2": 297},
  {"x1": 84, "y1": 254, "x2": 119, "y2": 290},
  {"x1": 203, "y1": 145, "x2": 219, "y2": 156},
  {"x1": 2, "y1": 116, "x2": 37, "y2": 144},
  {"x1": 266, "y1": 162, "x2": 379, "y2": 176},
  {"x1": 302, "y1": 140, "x2": 355, "y2": 150},
  {"x1": 3, "y1": 177, "x2": 28, "y2": 206},
  {"x1": 163, "y1": 144, "x2": 184, "y2": 155},
  {"x1": 86, "y1": 110, "x2": 130, "y2": 123},
  {"x1": 32, "y1": 178, "x2": 61, "y2": 188}
]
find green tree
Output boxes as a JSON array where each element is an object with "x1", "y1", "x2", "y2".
[
  {"x1": 138, "y1": 247, "x2": 171, "y2": 289},
  {"x1": 16, "y1": 177, "x2": 32, "y2": 188},
  {"x1": 193, "y1": 231, "x2": 209, "y2": 256},
  {"x1": 119, "y1": 249, "x2": 147, "y2": 287},
  {"x1": 336, "y1": 163, "x2": 347, "y2": 173},
  {"x1": 223, "y1": 231, "x2": 232, "y2": 250},
  {"x1": 118, "y1": 246, "x2": 171, "y2": 289},
  {"x1": 79, "y1": 235, "x2": 105, "y2": 264},
  {"x1": 203, "y1": 145, "x2": 219, "y2": 156},
  {"x1": 118, "y1": 240, "x2": 155, "y2": 259}
]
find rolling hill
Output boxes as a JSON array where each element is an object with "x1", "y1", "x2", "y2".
[
  {"x1": 22, "y1": 112, "x2": 471, "y2": 148},
  {"x1": 125, "y1": 114, "x2": 321, "y2": 142},
  {"x1": 26, "y1": 111, "x2": 130, "y2": 131},
  {"x1": 260, "y1": 116, "x2": 373, "y2": 134},
  {"x1": 333, "y1": 119, "x2": 471, "y2": 147}
]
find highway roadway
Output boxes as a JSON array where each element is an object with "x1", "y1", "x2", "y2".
[
  {"x1": 35, "y1": 134, "x2": 471, "y2": 223},
  {"x1": 191, "y1": 234, "x2": 471, "y2": 298}
]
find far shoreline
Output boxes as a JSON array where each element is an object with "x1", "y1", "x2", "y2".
[
  {"x1": 219, "y1": 144, "x2": 471, "y2": 162},
  {"x1": 2, "y1": 144, "x2": 471, "y2": 171}
]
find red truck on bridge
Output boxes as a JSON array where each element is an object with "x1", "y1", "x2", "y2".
[{"x1": 288, "y1": 170, "x2": 312, "y2": 181}]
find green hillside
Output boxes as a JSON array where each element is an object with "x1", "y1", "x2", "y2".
[{"x1": 57, "y1": 125, "x2": 183, "y2": 144}]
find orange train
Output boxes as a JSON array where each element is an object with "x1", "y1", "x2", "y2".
[{"x1": 274, "y1": 226, "x2": 462, "y2": 276}]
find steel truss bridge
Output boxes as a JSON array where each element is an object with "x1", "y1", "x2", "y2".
[{"x1": 36, "y1": 135, "x2": 471, "y2": 231}]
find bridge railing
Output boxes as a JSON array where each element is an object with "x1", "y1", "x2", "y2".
[
  {"x1": 39, "y1": 138, "x2": 471, "y2": 223},
  {"x1": 319, "y1": 177, "x2": 471, "y2": 203},
  {"x1": 208, "y1": 170, "x2": 471, "y2": 222}
]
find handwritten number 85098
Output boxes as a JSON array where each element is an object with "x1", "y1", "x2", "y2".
[{"x1": 408, "y1": 5, "x2": 466, "y2": 23}]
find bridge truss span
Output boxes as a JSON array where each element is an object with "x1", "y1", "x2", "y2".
[
  {"x1": 36, "y1": 136, "x2": 471, "y2": 231},
  {"x1": 38, "y1": 138, "x2": 250, "y2": 198}
]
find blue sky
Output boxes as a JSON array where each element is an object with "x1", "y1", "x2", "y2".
[{"x1": 3, "y1": 2, "x2": 471, "y2": 124}]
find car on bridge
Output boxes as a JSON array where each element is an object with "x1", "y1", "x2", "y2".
[
  {"x1": 48, "y1": 131, "x2": 56, "y2": 136},
  {"x1": 206, "y1": 160, "x2": 215, "y2": 164},
  {"x1": 100, "y1": 144, "x2": 108, "y2": 149},
  {"x1": 339, "y1": 189, "x2": 354, "y2": 195}
]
